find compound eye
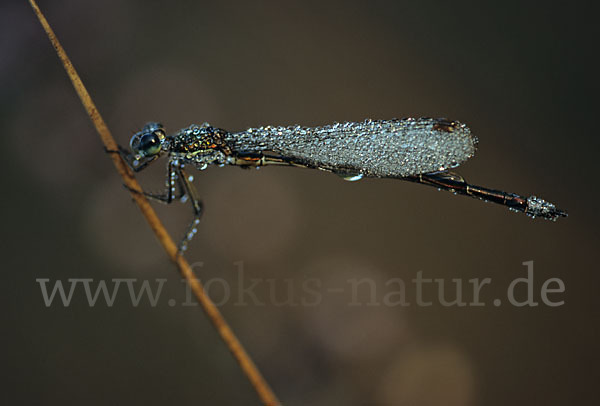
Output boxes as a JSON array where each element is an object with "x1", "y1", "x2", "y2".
[{"x1": 139, "y1": 132, "x2": 161, "y2": 156}]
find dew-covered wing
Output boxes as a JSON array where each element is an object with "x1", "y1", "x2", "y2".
[{"x1": 226, "y1": 118, "x2": 477, "y2": 177}]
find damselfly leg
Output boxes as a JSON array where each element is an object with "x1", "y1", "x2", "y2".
[
  {"x1": 107, "y1": 147, "x2": 203, "y2": 252},
  {"x1": 176, "y1": 166, "x2": 203, "y2": 252}
]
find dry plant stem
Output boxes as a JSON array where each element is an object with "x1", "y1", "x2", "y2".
[{"x1": 28, "y1": 1, "x2": 280, "y2": 405}]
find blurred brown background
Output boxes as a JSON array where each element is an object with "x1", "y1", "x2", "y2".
[{"x1": 3, "y1": 0, "x2": 598, "y2": 405}]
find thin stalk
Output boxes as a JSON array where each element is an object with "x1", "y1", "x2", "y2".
[{"x1": 27, "y1": 1, "x2": 280, "y2": 405}]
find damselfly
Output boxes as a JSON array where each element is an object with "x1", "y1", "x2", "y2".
[{"x1": 113, "y1": 118, "x2": 567, "y2": 252}]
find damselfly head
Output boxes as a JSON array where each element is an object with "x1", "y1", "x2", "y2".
[{"x1": 130, "y1": 122, "x2": 166, "y2": 159}]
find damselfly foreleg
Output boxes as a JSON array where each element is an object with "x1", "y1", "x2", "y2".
[
  {"x1": 118, "y1": 157, "x2": 187, "y2": 204},
  {"x1": 106, "y1": 145, "x2": 160, "y2": 173}
]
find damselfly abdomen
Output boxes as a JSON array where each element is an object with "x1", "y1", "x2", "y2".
[{"x1": 116, "y1": 117, "x2": 567, "y2": 252}]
